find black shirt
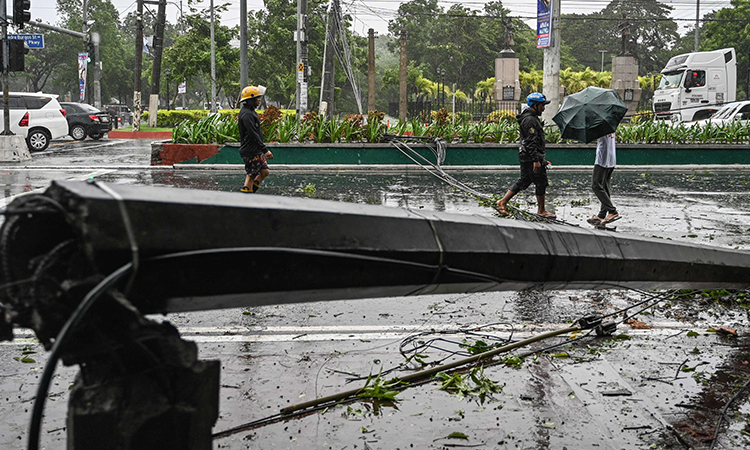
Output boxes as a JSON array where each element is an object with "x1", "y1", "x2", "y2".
[{"x1": 238, "y1": 103, "x2": 267, "y2": 158}]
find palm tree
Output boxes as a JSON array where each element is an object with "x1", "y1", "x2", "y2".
[
  {"x1": 474, "y1": 77, "x2": 496, "y2": 102},
  {"x1": 519, "y1": 69, "x2": 543, "y2": 96}
]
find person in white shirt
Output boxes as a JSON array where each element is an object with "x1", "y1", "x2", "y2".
[{"x1": 587, "y1": 133, "x2": 619, "y2": 224}]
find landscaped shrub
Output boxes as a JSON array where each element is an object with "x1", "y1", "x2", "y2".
[
  {"x1": 171, "y1": 111, "x2": 750, "y2": 145},
  {"x1": 485, "y1": 110, "x2": 517, "y2": 124},
  {"x1": 171, "y1": 113, "x2": 238, "y2": 144},
  {"x1": 630, "y1": 110, "x2": 654, "y2": 124}
]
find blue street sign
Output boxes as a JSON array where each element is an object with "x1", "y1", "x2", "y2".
[{"x1": 7, "y1": 34, "x2": 44, "y2": 49}]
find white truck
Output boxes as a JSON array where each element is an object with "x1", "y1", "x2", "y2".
[{"x1": 652, "y1": 48, "x2": 736, "y2": 122}]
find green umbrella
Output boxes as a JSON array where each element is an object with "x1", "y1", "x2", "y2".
[{"x1": 552, "y1": 87, "x2": 628, "y2": 143}]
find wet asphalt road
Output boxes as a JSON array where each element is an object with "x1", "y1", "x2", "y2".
[{"x1": 1, "y1": 137, "x2": 750, "y2": 449}]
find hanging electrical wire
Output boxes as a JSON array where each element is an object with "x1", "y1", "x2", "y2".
[
  {"x1": 330, "y1": 0, "x2": 364, "y2": 114},
  {"x1": 382, "y1": 134, "x2": 575, "y2": 226}
]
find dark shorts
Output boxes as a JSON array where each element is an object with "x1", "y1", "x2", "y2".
[
  {"x1": 510, "y1": 161, "x2": 548, "y2": 196},
  {"x1": 242, "y1": 154, "x2": 269, "y2": 177}
]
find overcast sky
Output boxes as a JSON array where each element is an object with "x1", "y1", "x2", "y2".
[{"x1": 25, "y1": 0, "x2": 731, "y2": 38}]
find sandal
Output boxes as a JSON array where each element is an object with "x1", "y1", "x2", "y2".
[
  {"x1": 587, "y1": 216, "x2": 603, "y2": 225},
  {"x1": 602, "y1": 213, "x2": 620, "y2": 224}
]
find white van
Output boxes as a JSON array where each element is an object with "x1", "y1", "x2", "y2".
[{"x1": 0, "y1": 92, "x2": 69, "y2": 151}]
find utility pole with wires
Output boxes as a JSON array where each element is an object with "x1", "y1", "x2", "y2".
[
  {"x1": 134, "y1": 0, "x2": 144, "y2": 131},
  {"x1": 295, "y1": 0, "x2": 309, "y2": 117},
  {"x1": 240, "y1": 0, "x2": 248, "y2": 89},
  {"x1": 321, "y1": 0, "x2": 362, "y2": 115},
  {"x1": 694, "y1": 0, "x2": 700, "y2": 52},
  {"x1": 210, "y1": 0, "x2": 217, "y2": 113},
  {"x1": 319, "y1": 0, "x2": 335, "y2": 118}
]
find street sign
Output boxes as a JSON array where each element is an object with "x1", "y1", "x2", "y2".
[{"x1": 7, "y1": 34, "x2": 44, "y2": 49}]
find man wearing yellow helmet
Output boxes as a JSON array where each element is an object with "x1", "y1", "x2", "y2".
[{"x1": 238, "y1": 85, "x2": 273, "y2": 193}]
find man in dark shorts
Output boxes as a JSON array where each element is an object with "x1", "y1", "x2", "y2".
[
  {"x1": 238, "y1": 85, "x2": 273, "y2": 193},
  {"x1": 495, "y1": 92, "x2": 556, "y2": 218}
]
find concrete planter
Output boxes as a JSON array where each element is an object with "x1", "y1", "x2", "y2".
[
  {"x1": 151, "y1": 142, "x2": 219, "y2": 165},
  {"x1": 151, "y1": 141, "x2": 750, "y2": 166}
]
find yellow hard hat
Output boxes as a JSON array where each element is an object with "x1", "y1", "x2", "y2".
[{"x1": 240, "y1": 85, "x2": 267, "y2": 102}]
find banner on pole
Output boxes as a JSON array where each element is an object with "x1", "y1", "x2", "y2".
[
  {"x1": 536, "y1": 0, "x2": 551, "y2": 48},
  {"x1": 178, "y1": 81, "x2": 187, "y2": 94},
  {"x1": 78, "y1": 53, "x2": 88, "y2": 102}
]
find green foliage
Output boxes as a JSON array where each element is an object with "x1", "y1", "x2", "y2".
[
  {"x1": 357, "y1": 372, "x2": 404, "y2": 401},
  {"x1": 499, "y1": 355, "x2": 524, "y2": 369},
  {"x1": 560, "y1": 0, "x2": 679, "y2": 76},
  {"x1": 144, "y1": 109, "x2": 239, "y2": 128},
  {"x1": 435, "y1": 366, "x2": 503, "y2": 401},
  {"x1": 171, "y1": 108, "x2": 750, "y2": 145},
  {"x1": 485, "y1": 110, "x2": 517, "y2": 124},
  {"x1": 171, "y1": 113, "x2": 238, "y2": 144},
  {"x1": 162, "y1": 7, "x2": 240, "y2": 107},
  {"x1": 459, "y1": 339, "x2": 499, "y2": 355},
  {"x1": 365, "y1": 110, "x2": 388, "y2": 143},
  {"x1": 296, "y1": 183, "x2": 316, "y2": 197}
]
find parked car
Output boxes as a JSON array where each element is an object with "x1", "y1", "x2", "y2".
[
  {"x1": 0, "y1": 92, "x2": 69, "y2": 151},
  {"x1": 690, "y1": 100, "x2": 750, "y2": 128},
  {"x1": 104, "y1": 104, "x2": 134, "y2": 126},
  {"x1": 60, "y1": 102, "x2": 112, "y2": 140}
]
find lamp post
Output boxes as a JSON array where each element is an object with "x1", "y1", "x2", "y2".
[
  {"x1": 599, "y1": 50, "x2": 607, "y2": 72},
  {"x1": 165, "y1": 69, "x2": 171, "y2": 111},
  {"x1": 437, "y1": 67, "x2": 446, "y2": 108}
]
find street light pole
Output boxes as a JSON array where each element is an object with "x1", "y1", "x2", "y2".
[
  {"x1": 599, "y1": 50, "x2": 607, "y2": 72},
  {"x1": 439, "y1": 68, "x2": 446, "y2": 108},
  {"x1": 165, "y1": 69, "x2": 171, "y2": 110}
]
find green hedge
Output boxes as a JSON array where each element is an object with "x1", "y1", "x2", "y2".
[{"x1": 143, "y1": 108, "x2": 294, "y2": 127}]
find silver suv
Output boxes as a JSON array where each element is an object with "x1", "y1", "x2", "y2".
[
  {"x1": 0, "y1": 92, "x2": 69, "y2": 151},
  {"x1": 104, "y1": 104, "x2": 134, "y2": 126}
]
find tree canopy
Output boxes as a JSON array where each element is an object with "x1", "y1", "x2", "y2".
[{"x1": 14, "y1": 0, "x2": 748, "y2": 115}]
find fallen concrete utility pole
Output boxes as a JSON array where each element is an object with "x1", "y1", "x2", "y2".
[
  {"x1": 1, "y1": 180, "x2": 749, "y2": 449},
  {"x1": 4, "y1": 180, "x2": 750, "y2": 316}
]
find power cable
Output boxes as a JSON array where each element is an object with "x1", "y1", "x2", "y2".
[{"x1": 27, "y1": 262, "x2": 133, "y2": 450}]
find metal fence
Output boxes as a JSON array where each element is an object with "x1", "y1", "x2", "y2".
[{"x1": 389, "y1": 99, "x2": 521, "y2": 122}]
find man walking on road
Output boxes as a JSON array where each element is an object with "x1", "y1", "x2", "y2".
[
  {"x1": 587, "y1": 133, "x2": 619, "y2": 224},
  {"x1": 496, "y1": 92, "x2": 556, "y2": 218},
  {"x1": 238, "y1": 85, "x2": 273, "y2": 193}
]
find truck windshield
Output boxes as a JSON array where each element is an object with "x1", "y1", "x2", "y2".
[{"x1": 659, "y1": 71, "x2": 684, "y2": 90}]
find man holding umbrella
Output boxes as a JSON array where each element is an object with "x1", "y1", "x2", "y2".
[
  {"x1": 551, "y1": 87, "x2": 628, "y2": 226},
  {"x1": 495, "y1": 92, "x2": 557, "y2": 219}
]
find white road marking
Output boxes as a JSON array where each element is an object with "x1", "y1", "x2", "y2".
[
  {"x1": 3, "y1": 321, "x2": 717, "y2": 346},
  {"x1": 0, "y1": 169, "x2": 117, "y2": 208}
]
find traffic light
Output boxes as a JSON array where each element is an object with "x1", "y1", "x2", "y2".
[
  {"x1": 1, "y1": 40, "x2": 29, "y2": 72},
  {"x1": 13, "y1": 0, "x2": 31, "y2": 29}
]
